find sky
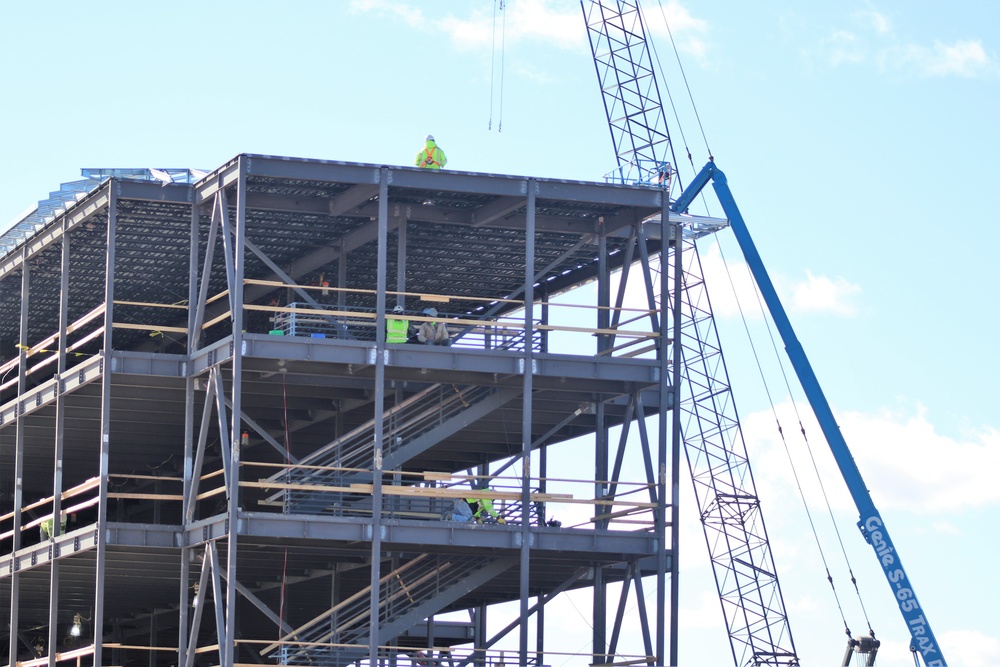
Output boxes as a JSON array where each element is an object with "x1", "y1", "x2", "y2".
[{"x1": 1, "y1": 1, "x2": 998, "y2": 666}]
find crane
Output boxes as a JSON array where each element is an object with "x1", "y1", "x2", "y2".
[{"x1": 581, "y1": 1, "x2": 947, "y2": 666}]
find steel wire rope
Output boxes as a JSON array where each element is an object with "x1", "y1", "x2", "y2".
[
  {"x1": 714, "y1": 238, "x2": 853, "y2": 637},
  {"x1": 498, "y1": 0, "x2": 506, "y2": 132},
  {"x1": 638, "y1": 1, "x2": 690, "y2": 191},
  {"x1": 718, "y1": 243, "x2": 871, "y2": 637},
  {"x1": 744, "y1": 256, "x2": 876, "y2": 638},
  {"x1": 489, "y1": 0, "x2": 498, "y2": 130},
  {"x1": 653, "y1": 0, "x2": 712, "y2": 163},
  {"x1": 641, "y1": 1, "x2": 720, "y2": 219}
]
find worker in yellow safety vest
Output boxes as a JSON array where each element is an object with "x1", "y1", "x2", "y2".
[
  {"x1": 386, "y1": 305, "x2": 410, "y2": 344},
  {"x1": 415, "y1": 135, "x2": 448, "y2": 169},
  {"x1": 466, "y1": 486, "x2": 506, "y2": 524},
  {"x1": 40, "y1": 512, "x2": 67, "y2": 540}
]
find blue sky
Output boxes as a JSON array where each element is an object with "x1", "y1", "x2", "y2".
[{"x1": 2, "y1": 1, "x2": 998, "y2": 666}]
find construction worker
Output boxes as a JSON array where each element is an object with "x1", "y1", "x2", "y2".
[
  {"x1": 465, "y1": 486, "x2": 505, "y2": 524},
  {"x1": 417, "y1": 308, "x2": 450, "y2": 345},
  {"x1": 386, "y1": 305, "x2": 410, "y2": 344},
  {"x1": 448, "y1": 498, "x2": 474, "y2": 522},
  {"x1": 415, "y1": 135, "x2": 447, "y2": 169},
  {"x1": 40, "y1": 512, "x2": 67, "y2": 540}
]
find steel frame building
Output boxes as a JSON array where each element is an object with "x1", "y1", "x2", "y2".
[{"x1": 0, "y1": 154, "x2": 721, "y2": 667}]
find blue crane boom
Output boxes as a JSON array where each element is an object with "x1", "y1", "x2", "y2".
[{"x1": 672, "y1": 160, "x2": 947, "y2": 667}]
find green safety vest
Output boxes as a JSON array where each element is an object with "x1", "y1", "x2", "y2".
[
  {"x1": 465, "y1": 495, "x2": 497, "y2": 519},
  {"x1": 417, "y1": 143, "x2": 447, "y2": 169},
  {"x1": 387, "y1": 317, "x2": 409, "y2": 343}
]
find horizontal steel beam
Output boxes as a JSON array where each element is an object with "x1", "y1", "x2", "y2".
[
  {"x1": 186, "y1": 512, "x2": 661, "y2": 558},
  {"x1": 0, "y1": 526, "x2": 98, "y2": 577}
]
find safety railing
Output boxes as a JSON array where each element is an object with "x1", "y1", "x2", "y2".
[
  {"x1": 248, "y1": 465, "x2": 659, "y2": 532},
  {"x1": 244, "y1": 281, "x2": 661, "y2": 359}
]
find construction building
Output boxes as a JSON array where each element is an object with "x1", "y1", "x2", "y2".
[{"x1": 0, "y1": 155, "x2": 732, "y2": 667}]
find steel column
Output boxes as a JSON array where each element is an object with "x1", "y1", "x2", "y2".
[
  {"x1": 396, "y1": 215, "x2": 407, "y2": 308},
  {"x1": 594, "y1": 225, "x2": 610, "y2": 663},
  {"x1": 369, "y1": 167, "x2": 390, "y2": 667},
  {"x1": 518, "y1": 179, "x2": 535, "y2": 663},
  {"x1": 93, "y1": 180, "x2": 118, "y2": 667},
  {"x1": 46, "y1": 217, "x2": 71, "y2": 667},
  {"x1": 8, "y1": 246, "x2": 29, "y2": 666},
  {"x1": 180, "y1": 199, "x2": 199, "y2": 664},
  {"x1": 224, "y1": 156, "x2": 249, "y2": 667},
  {"x1": 669, "y1": 219, "x2": 683, "y2": 666}
]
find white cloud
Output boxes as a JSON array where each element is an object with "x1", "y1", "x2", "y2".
[
  {"x1": 699, "y1": 242, "x2": 861, "y2": 319},
  {"x1": 852, "y1": 8, "x2": 891, "y2": 36},
  {"x1": 351, "y1": 0, "x2": 585, "y2": 52},
  {"x1": 351, "y1": 0, "x2": 710, "y2": 58},
  {"x1": 825, "y1": 29, "x2": 866, "y2": 66},
  {"x1": 744, "y1": 399, "x2": 1000, "y2": 515},
  {"x1": 348, "y1": 0, "x2": 425, "y2": 28},
  {"x1": 819, "y1": 8, "x2": 997, "y2": 78},
  {"x1": 643, "y1": 1, "x2": 711, "y2": 60},
  {"x1": 892, "y1": 39, "x2": 994, "y2": 78},
  {"x1": 789, "y1": 270, "x2": 861, "y2": 317},
  {"x1": 940, "y1": 629, "x2": 1000, "y2": 667}
]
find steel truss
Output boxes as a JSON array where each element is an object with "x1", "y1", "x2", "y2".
[
  {"x1": 665, "y1": 236, "x2": 799, "y2": 666},
  {"x1": 583, "y1": 0, "x2": 673, "y2": 184}
]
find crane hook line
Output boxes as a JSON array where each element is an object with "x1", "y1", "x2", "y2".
[
  {"x1": 489, "y1": 0, "x2": 497, "y2": 130},
  {"x1": 498, "y1": 0, "x2": 506, "y2": 132}
]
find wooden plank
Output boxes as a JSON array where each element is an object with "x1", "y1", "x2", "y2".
[
  {"x1": 347, "y1": 484, "x2": 572, "y2": 502},
  {"x1": 107, "y1": 492, "x2": 184, "y2": 501},
  {"x1": 112, "y1": 323, "x2": 188, "y2": 334}
]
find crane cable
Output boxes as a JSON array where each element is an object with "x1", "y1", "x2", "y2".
[
  {"x1": 715, "y1": 239, "x2": 853, "y2": 638},
  {"x1": 488, "y1": 0, "x2": 506, "y2": 132},
  {"x1": 638, "y1": 1, "x2": 687, "y2": 192},
  {"x1": 643, "y1": 0, "x2": 876, "y2": 646},
  {"x1": 747, "y1": 271, "x2": 876, "y2": 637},
  {"x1": 653, "y1": 0, "x2": 712, "y2": 162},
  {"x1": 641, "y1": 0, "x2": 714, "y2": 215}
]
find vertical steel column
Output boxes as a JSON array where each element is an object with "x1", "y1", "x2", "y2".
[
  {"x1": 7, "y1": 246, "x2": 29, "y2": 666},
  {"x1": 224, "y1": 157, "x2": 249, "y2": 667},
  {"x1": 46, "y1": 218, "x2": 71, "y2": 667},
  {"x1": 668, "y1": 221, "x2": 683, "y2": 666},
  {"x1": 395, "y1": 215, "x2": 407, "y2": 308},
  {"x1": 94, "y1": 182, "x2": 118, "y2": 667},
  {"x1": 338, "y1": 245, "x2": 348, "y2": 310},
  {"x1": 369, "y1": 167, "x2": 390, "y2": 666},
  {"x1": 535, "y1": 443, "x2": 549, "y2": 666},
  {"x1": 654, "y1": 200, "x2": 669, "y2": 664},
  {"x1": 593, "y1": 226, "x2": 610, "y2": 663},
  {"x1": 518, "y1": 179, "x2": 536, "y2": 663},
  {"x1": 179, "y1": 200, "x2": 201, "y2": 663}
]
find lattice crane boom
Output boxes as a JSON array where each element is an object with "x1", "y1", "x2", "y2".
[{"x1": 581, "y1": 2, "x2": 801, "y2": 665}]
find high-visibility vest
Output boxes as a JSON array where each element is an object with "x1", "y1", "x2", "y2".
[
  {"x1": 465, "y1": 495, "x2": 497, "y2": 519},
  {"x1": 386, "y1": 318, "x2": 409, "y2": 343},
  {"x1": 420, "y1": 145, "x2": 443, "y2": 168}
]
